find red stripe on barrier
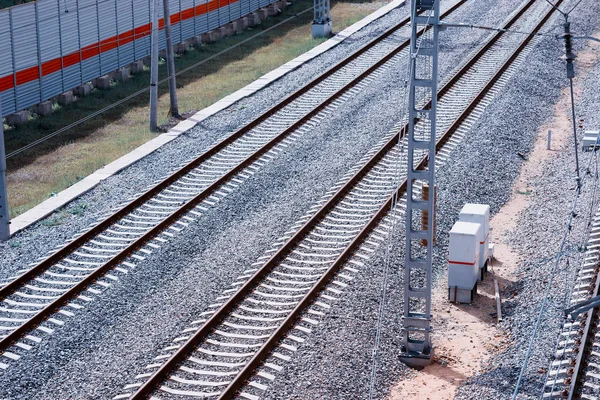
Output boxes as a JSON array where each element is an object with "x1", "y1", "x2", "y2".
[
  {"x1": 42, "y1": 59, "x2": 62, "y2": 76},
  {"x1": 81, "y1": 44, "x2": 100, "y2": 61},
  {"x1": 118, "y1": 31, "x2": 136, "y2": 46},
  {"x1": 195, "y1": 3, "x2": 208, "y2": 14},
  {"x1": 134, "y1": 23, "x2": 152, "y2": 38},
  {"x1": 182, "y1": 8, "x2": 195, "y2": 21},
  {"x1": 0, "y1": 75, "x2": 14, "y2": 92},
  {"x1": 16, "y1": 66, "x2": 40, "y2": 85},
  {"x1": 208, "y1": 0, "x2": 219, "y2": 12},
  {"x1": 62, "y1": 52, "x2": 80, "y2": 69},
  {"x1": 0, "y1": 1, "x2": 235, "y2": 92},
  {"x1": 99, "y1": 37, "x2": 118, "y2": 52}
]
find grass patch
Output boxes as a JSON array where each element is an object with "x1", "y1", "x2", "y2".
[
  {"x1": 516, "y1": 189, "x2": 532, "y2": 195},
  {"x1": 39, "y1": 211, "x2": 68, "y2": 227},
  {"x1": 5, "y1": 0, "x2": 391, "y2": 218}
]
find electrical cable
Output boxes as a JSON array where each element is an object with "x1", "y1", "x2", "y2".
[
  {"x1": 542, "y1": 0, "x2": 567, "y2": 16},
  {"x1": 543, "y1": 149, "x2": 598, "y2": 397},
  {"x1": 513, "y1": 146, "x2": 597, "y2": 399},
  {"x1": 565, "y1": 0, "x2": 586, "y2": 15},
  {"x1": 5, "y1": 6, "x2": 314, "y2": 160}
]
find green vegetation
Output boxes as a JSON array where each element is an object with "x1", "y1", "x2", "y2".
[{"x1": 5, "y1": 0, "x2": 390, "y2": 218}]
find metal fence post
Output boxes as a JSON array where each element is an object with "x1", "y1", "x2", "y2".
[
  {"x1": 35, "y1": 1, "x2": 44, "y2": 102},
  {"x1": 163, "y1": 0, "x2": 180, "y2": 118},
  {"x1": 150, "y1": 0, "x2": 159, "y2": 131},
  {"x1": 0, "y1": 103, "x2": 10, "y2": 241}
]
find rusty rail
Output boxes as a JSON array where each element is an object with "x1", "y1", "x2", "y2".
[
  {"x1": 0, "y1": 0, "x2": 468, "y2": 355},
  {"x1": 129, "y1": 0, "x2": 557, "y2": 398},
  {"x1": 568, "y1": 263, "x2": 600, "y2": 399}
]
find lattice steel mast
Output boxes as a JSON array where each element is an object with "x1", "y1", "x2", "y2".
[{"x1": 400, "y1": 0, "x2": 439, "y2": 368}]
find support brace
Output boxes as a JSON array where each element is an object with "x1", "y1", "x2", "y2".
[
  {"x1": 400, "y1": 0, "x2": 440, "y2": 368},
  {"x1": 565, "y1": 295, "x2": 600, "y2": 321}
]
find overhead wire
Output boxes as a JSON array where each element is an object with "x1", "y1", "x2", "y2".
[
  {"x1": 514, "y1": 0, "x2": 596, "y2": 393},
  {"x1": 542, "y1": 149, "x2": 598, "y2": 397},
  {"x1": 513, "y1": 144, "x2": 598, "y2": 399},
  {"x1": 5, "y1": 6, "x2": 314, "y2": 159},
  {"x1": 565, "y1": 0, "x2": 586, "y2": 14},
  {"x1": 542, "y1": 0, "x2": 567, "y2": 16}
]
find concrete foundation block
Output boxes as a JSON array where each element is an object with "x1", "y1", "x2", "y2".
[
  {"x1": 57, "y1": 91, "x2": 74, "y2": 106},
  {"x1": 237, "y1": 16, "x2": 249, "y2": 30},
  {"x1": 247, "y1": 12, "x2": 261, "y2": 26},
  {"x1": 312, "y1": 21, "x2": 332, "y2": 38},
  {"x1": 200, "y1": 31, "x2": 216, "y2": 44},
  {"x1": 266, "y1": 4, "x2": 278, "y2": 16},
  {"x1": 129, "y1": 60, "x2": 144, "y2": 74},
  {"x1": 142, "y1": 56, "x2": 152, "y2": 67},
  {"x1": 209, "y1": 29, "x2": 223, "y2": 41},
  {"x1": 256, "y1": 8, "x2": 268, "y2": 21},
  {"x1": 173, "y1": 43, "x2": 188, "y2": 54},
  {"x1": 159, "y1": 49, "x2": 167, "y2": 59},
  {"x1": 33, "y1": 101, "x2": 53, "y2": 116},
  {"x1": 73, "y1": 83, "x2": 93, "y2": 97},
  {"x1": 92, "y1": 75, "x2": 111, "y2": 90},
  {"x1": 110, "y1": 68, "x2": 130, "y2": 82},
  {"x1": 192, "y1": 35, "x2": 204, "y2": 47},
  {"x1": 228, "y1": 21, "x2": 240, "y2": 33},
  {"x1": 184, "y1": 38, "x2": 196, "y2": 48},
  {"x1": 218, "y1": 24, "x2": 235, "y2": 38},
  {"x1": 6, "y1": 110, "x2": 29, "y2": 126}
]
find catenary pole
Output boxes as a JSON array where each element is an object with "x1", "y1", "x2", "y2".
[
  {"x1": 0, "y1": 103, "x2": 10, "y2": 241},
  {"x1": 562, "y1": 17, "x2": 581, "y2": 189},
  {"x1": 162, "y1": 0, "x2": 180, "y2": 117},
  {"x1": 400, "y1": 0, "x2": 439, "y2": 368},
  {"x1": 150, "y1": 0, "x2": 159, "y2": 131}
]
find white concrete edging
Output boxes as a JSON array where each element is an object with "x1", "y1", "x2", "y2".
[{"x1": 10, "y1": 0, "x2": 406, "y2": 236}]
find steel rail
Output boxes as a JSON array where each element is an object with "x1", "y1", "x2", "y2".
[
  {"x1": 0, "y1": 1, "x2": 468, "y2": 355},
  {"x1": 0, "y1": 8, "x2": 409, "y2": 301},
  {"x1": 219, "y1": 2, "x2": 560, "y2": 398},
  {"x1": 568, "y1": 264, "x2": 600, "y2": 399},
  {"x1": 130, "y1": 0, "x2": 553, "y2": 397}
]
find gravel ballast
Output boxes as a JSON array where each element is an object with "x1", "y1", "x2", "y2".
[
  {"x1": 0, "y1": 0, "x2": 596, "y2": 399},
  {"x1": 454, "y1": 3, "x2": 600, "y2": 398},
  {"x1": 261, "y1": 1, "x2": 600, "y2": 400}
]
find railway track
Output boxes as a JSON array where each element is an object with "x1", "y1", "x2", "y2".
[
  {"x1": 0, "y1": 1, "x2": 471, "y2": 367},
  {"x1": 543, "y1": 159, "x2": 600, "y2": 399},
  {"x1": 109, "y1": 1, "x2": 562, "y2": 398}
]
